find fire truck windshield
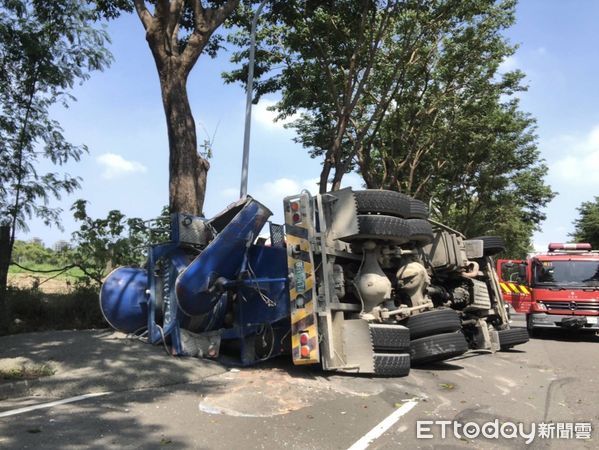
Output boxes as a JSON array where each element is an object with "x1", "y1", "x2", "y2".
[{"x1": 533, "y1": 260, "x2": 599, "y2": 287}]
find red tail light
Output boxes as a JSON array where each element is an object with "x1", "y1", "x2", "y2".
[
  {"x1": 300, "y1": 332, "x2": 309, "y2": 345},
  {"x1": 300, "y1": 331, "x2": 310, "y2": 357}
]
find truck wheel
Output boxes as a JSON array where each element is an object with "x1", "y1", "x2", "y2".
[
  {"x1": 353, "y1": 190, "x2": 429, "y2": 219},
  {"x1": 407, "y1": 219, "x2": 434, "y2": 245},
  {"x1": 410, "y1": 331, "x2": 469, "y2": 365},
  {"x1": 498, "y1": 328, "x2": 529, "y2": 350},
  {"x1": 471, "y1": 236, "x2": 505, "y2": 256},
  {"x1": 409, "y1": 199, "x2": 429, "y2": 220},
  {"x1": 369, "y1": 324, "x2": 410, "y2": 352},
  {"x1": 526, "y1": 315, "x2": 539, "y2": 337},
  {"x1": 373, "y1": 353, "x2": 410, "y2": 376},
  {"x1": 403, "y1": 309, "x2": 461, "y2": 340},
  {"x1": 343, "y1": 215, "x2": 411, "y2": 243}
]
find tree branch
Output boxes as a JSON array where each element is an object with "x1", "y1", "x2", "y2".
[
  {"x1": 182, "y1": 0, "x2": 239, "y2": 76},
  {"x1": 167, "y1": 0, "x2": 185, "y2": 56},
  {"x1": 133, "y1": 0, "x2": 153, "y2": 30}
]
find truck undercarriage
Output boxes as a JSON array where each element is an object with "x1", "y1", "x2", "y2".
[{"x1": 100, "y1": 188, "x2": 528, "y2": 376}]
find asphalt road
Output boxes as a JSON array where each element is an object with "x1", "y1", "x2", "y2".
[{"x1": 1, "y1": 323, "x2": 599, "y2": 449}]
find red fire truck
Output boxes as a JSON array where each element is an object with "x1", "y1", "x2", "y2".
[{"x1": 498, "y1": 243, "x2": 599, "y2": 333}]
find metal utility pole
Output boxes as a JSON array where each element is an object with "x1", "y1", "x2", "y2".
[{"x1": 240, "y1": 0, "x2": 269, "y2": 198}]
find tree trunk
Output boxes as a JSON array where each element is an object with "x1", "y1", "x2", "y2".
[
  {"x1": 159, "y1": 65, "x2": 208, "y2": 216},
  {"x1": 330, "y1": 158, "x2": 350, "y2": 191},
  {"x1": 319, "y1": 157, "x2": 333, "y2": 194},
  {"x1": 319, "y1": 115, "x2": 350, "y2": 193},
  {"x1": 0, "y1": 225, "x2": 12, "y2": 334}
]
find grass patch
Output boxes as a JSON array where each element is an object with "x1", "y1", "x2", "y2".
[
  {"x1": 9, "y1": 262, "x2": 85, "y2": 280},
  {"x1": 0, "y1": 364, "x2": 55, "y2": 381}
]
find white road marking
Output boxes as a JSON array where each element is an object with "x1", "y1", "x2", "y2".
[
  {"x1": 0, "y1": 392, "x2": 111, "y2": 418},
  {"x1": 347, "y1": 400, "x2": 418, "y2": 450}
]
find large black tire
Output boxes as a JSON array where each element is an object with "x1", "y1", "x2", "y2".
[
  {"x1": 353, "y1": 190, "x2": 429, "y2": 219},
  {"x1": 403, "y1": 309, "x2": 461, "y2": 340},
  {"x1": 369, "y1": 324, "x2": 410, "y2": 352},
  {"x1": 471, "y1": 236, "x2": 505, "y2": 256},
  {"x1": 343, "y1": 215, "x2": 411, "y2": 243},
  {"x1": 407, "y1": 219, "x2": 434, "y2": 245},
  {"x1": 409, "y1": 199, "x2": 429, "y2": 220},
  {"x1": 410, "y1": 331, "x2": 469, "y2": 365},
  {"x1": 498, "y1": 327, "x2": 529, "y2": 350},
  {"x1": 373, "y1": 353, "x2": 410, "y2": 376},
  {"x1": 354, "y1": 190, "x2": 411, "y2": 217}
]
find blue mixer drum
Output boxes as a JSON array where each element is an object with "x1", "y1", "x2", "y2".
[{"x1": 100, "y1": 267, "x2": 149, "y2": 333}]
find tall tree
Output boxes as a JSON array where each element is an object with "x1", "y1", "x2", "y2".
[
  {"x1": 226, "y1": 0, "x2": 429, "y2": 193},
  {"x1": 226, "y1": 0, "x2": 554, "y2": 257},
  {"x1": 94, "y1": 0, "x2": 239, "y2": 215},
  {"x1": 0, "y1": 0, "x2": 111, "y2": 333},
  {"x1": 355, "y1": 1, "x2": 555, "y2": 257},
  {"x1": 570, "y1": 196, "x2": 599, "y2": 249}
]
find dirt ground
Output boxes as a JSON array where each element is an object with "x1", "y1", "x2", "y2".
[{"x1": 7, "y1": 273, "x2": 73, "y2": 294}]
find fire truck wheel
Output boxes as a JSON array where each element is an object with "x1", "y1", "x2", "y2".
[
  {"x1": 353, "y1": 190, "x2": 429, "y2": 219},
  {"x1": 403, "y1": 309, "x2": 461, "y2": 340},
  {"x1": 471, "y1": 236, "x2": 506, "y2": 256},
  {"x1": 407, "y1": 219, "x2": 434, "y2": 245},
  {"x1": 526, "y1": 315, "x2": 539, "y2": 337},
  {"x1": 410, "y1": 331, "x2": 469, "y2": 365},
  {"x1": 373, "y1": 353, "x2": 411, "y2": 376},
  {"x1": 498, "y1": 327, "x2": 529, "y2": 350},
  {"x1": 369, "y1": 324, "x2": 410, "y2": 352},
  {"x1": 343, "y1": 215, "x2": 411, "y2": 243}
]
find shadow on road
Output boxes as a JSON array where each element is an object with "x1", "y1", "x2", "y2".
[{"x1": 530, "y1": 328, "x2": 599, "y2": 343}]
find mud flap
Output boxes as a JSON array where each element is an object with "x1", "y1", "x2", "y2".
[
  {"x1": 341, "y1": 320, "x2": 411, "y2": 376},
  {"x1": 180, "y1": 329, "x2": 221, "y2": 358},
  {"x1": 341, "y1": 319, "x2": 375, "y2": 373}
]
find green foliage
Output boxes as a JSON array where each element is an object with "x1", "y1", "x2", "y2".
[
  {"x1": 570, "y1": 196, "x2": 599, "y2": 249},
  {"x1": 0, "y1": 0, "x2": 112, "y2": 232},
  {"x1": 0, "y1": 0, "x2": 112, "y2": 333},
  {"x1": 70, "y1": 200, "x2": 169, "y2": 284},
  {"x1": 225, "y1": 0, "x2": 555, "y2": 257},
  {"x1": 3, "y1": 285, "x2": 105, "y2": 335},
  {"x1": 12, "y1": 240, "x2": 52, "y2": 265}
]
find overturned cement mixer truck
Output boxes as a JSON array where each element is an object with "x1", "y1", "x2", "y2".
[{"x1": 100, "y1": 188, "x2": 529, "y2": 376}]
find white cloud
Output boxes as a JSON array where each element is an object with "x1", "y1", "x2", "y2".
[
  {"x1": 219, "y1": 174, "x2": 365, "y2": 224},
  {"x1": 498, "y1": 55, "x2": 518, "y2": 73},
  {"x1": 341, "y1": 172, "x2": 365, "y2": 191},
  {"x1": 252, "y1": 178, "x2": 319, "y2": 215},
  {"x1": 551, "y1": 125, "x2": 599, "y2": 185},
  {"x1": 253, "y1": 98, "x2": 298, "y2": 129},
  {"x1": 96, "y1": 152, "x2": 147, "y2": 179}
]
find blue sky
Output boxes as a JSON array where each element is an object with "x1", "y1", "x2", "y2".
[{"x1": 20, "y1": 1, "x2": 599, "y2": 252}]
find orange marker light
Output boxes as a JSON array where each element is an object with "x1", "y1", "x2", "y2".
[{"x1": 300, "y1": 345, "x2": 310, "y2": 358}]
